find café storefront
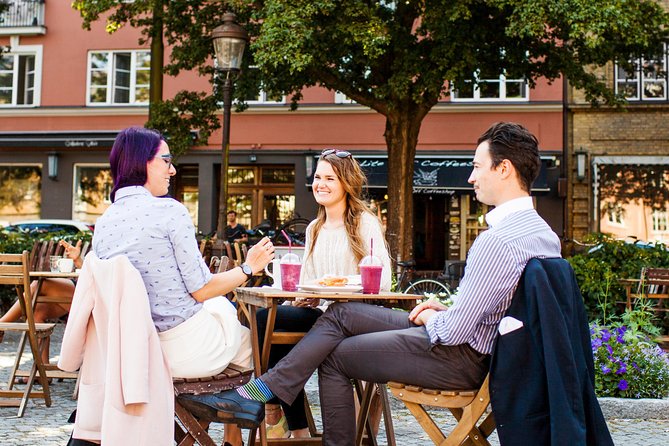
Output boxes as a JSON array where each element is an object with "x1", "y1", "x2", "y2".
[{"x1": 308, "y1": 155, "x2": 562, "y2": 270}]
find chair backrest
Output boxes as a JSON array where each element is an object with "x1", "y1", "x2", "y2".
[
  {"x1": 217, "y1": 255, "x2": 233, "y2": 273},
  {"x1": 29, "y1": 240, "x2": 63, "y2": 272},
  {"x1": 634, "y1": 267, "x2": 669, "y2": 297},
  {"x1": 80, "y1": 240, "x2": 92, "y2": 258}
]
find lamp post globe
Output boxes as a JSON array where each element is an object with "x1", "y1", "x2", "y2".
[{"x1": 211, "y1": 12, "x2": 249, "y2": 238}]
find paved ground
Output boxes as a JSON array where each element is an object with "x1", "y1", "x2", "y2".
[{"x1": 1, "y1": 324, "x2": 668, "y2": 445}]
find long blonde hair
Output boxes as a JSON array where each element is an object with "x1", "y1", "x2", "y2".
[{"x1": 307, "y1": 152, "x2": 377, "y2": 265}]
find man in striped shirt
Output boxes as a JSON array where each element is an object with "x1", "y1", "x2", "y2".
[{"x1": 178, "y1": 122, "x2": 562, "y2": 446}]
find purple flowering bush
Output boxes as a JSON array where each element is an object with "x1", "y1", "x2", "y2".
[{"x1": 591, "y1": 324, "x2": 669, "y2": 398}]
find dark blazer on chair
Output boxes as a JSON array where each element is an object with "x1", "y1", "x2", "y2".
[{"x1": 489, "y1": 258, "x2": 613, "y2": 446}]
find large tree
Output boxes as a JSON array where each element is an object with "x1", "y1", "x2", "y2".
[{"x1": 73, "y1": 0, "x2": 669, "y2": 259}]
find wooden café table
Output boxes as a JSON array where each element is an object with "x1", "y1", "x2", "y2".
[{"x1": 235, "y1": 286, "x2": 420, "y2": 446}]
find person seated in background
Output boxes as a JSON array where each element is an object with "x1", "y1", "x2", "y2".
[
  {"x1": 225, "y1": 210, "x2": 248, "y2": 244},
  {"x1": 0, "y1": 239, "x2": 83, "y2": 368}
]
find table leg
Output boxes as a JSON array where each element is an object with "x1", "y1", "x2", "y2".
[
  {"x1": 379, "y1": 385, "x2": 396, "y2": 446},
  {"x1": 354, "y1": 380, "x2": 378, "y2": 446},
  {"x1": 260, "y1": 305, "x2": 278, "y2": 373}
]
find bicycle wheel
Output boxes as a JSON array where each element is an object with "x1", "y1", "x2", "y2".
[
  {"x1": 404, "y1": 279, "x2": 451, "y2": 297},
  {"x1": 275, "y1": 217, "x2": 310, "y2": 246}
]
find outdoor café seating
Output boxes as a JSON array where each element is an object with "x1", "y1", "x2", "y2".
[{"x1": 0, "y1": 251, "x2": 54, "y2": 417}]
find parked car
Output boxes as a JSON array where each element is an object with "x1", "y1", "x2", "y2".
[{"x1": 2, "y1": 219, "x2": 94, "y2": 235}]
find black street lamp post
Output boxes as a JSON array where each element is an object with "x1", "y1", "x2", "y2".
[{"x1": 211, "y1": 12, "x2": 249, "y2": 238}]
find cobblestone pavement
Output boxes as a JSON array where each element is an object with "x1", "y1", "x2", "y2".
[{"x1": 1, "y1": 325, "x2": 668, "y2": 445}]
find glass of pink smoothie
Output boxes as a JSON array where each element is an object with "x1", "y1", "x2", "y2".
[
  {"x1": 359, "y1": 255, "x2": 383, "y2": 294},
  {"x1": 280, "y1": 252, "x2": 302, "y2": 292}
]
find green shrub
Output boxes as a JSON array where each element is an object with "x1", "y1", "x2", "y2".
[{"x1": 567, "y1": 234, "x2": 669, "y2": 331}]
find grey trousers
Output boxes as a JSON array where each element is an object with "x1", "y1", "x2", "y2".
[{"x1": 262, "y1": 302, "x2": 490, "y2": 446}]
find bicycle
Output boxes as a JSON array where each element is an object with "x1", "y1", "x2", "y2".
[
  {"x1": 247, "y1": 217, "x2": 311, "y2": 247},
  {"x1": 395, "y1": 259, "x2": 452, "y2": 296}
]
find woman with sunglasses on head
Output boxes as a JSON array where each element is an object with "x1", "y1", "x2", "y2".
[
  {"x1": 257, "y1": 148, "x2": 391, "y2": 439},
  {"x1": 88, "y1": 127, "x2": 274, "y2": 446}
]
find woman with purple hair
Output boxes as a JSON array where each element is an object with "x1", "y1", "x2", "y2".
[{"x1": 92, "y1": 127, "x2": 274, "y2": 446}]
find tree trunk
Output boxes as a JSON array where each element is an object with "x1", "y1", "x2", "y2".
[{"x1": 384, "y1": 108, "x2": 423, "y2": 264}]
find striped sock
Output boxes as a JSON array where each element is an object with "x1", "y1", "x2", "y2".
[{"x1": 236, "y1": 378, "x2": 274, "y2": 403}]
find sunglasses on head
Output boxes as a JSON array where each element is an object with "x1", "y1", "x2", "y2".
[{"x1": 321, "y1": 148, "x2": 352, "y2": 159}]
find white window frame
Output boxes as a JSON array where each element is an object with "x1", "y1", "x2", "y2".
[
  {"x1": 334, "y1": 91, "x2": 356, "y2": 104},
  {"x1": 451, "y1": 73, "x2": 529, "y2": 102},
  {"x1": 615, "y1": 43, "x2": 668, "y2": 101},
  {"x1": 0, "y1": 37, "x2": 42, "y2": 107},
  {"x1": 652, "y1": 210, "x2": 668, "y2": 233},
  {"x1": 86, "y1": 49, "x2": 150, "y2": 106}
]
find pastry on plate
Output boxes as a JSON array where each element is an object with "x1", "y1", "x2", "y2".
[{"x1": 318, "y1": 276, "x2": 349, "y2": 287}]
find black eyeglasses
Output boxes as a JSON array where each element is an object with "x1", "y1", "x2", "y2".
[
  {"x1": 156, "y1": 154, "x2": 174, "y2": 168},
  {"x1": 321, "y1": 148, "x2": 352, "y2": 159}
]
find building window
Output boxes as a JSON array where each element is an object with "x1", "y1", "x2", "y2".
[
  {"x1": 0, "y1": 165, "x2": 41, "y2": 222},
  {"x1": 652, "y1": 210, "x2": 668, "y2": 232},
  {"x1": 239, "y1": 66, "x2": 284, "y2": 104},
  {"x1": 219, "y1": 165, "x2": 295, "y2": 229},
  {"x1": 606, "y1": 204, "x2": 625, "y2": 226},
  {"x1": 596, "y1": 161, "x2": 669, "y2": 242},
  {"x1": 173, "y1": 164, "x2": 200, "y2": 229},
  {"x1": 334, "y1": 91, "x2": 355, "y2": 104},
  {"x1": 615, "y1": 43, "x2": 667, "y2": 101},
  {"x1": 87, "y1": 50, "x2": 150, "y2": 105},
  {"x1": 451, "y1": 71, "x2": 528, "y2": 102},
  {"x1": 0, "y1": 53, "x2": 36, "y2": 106},
  {"x1": 72, "y1": 165, "x2": 112, "y2": 223}
]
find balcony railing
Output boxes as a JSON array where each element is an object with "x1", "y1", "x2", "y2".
[{"x1": 0, "y1": 0, "x2": 46, "y2": 35}]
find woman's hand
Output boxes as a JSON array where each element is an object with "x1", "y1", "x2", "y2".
[
  {"x1": 59, "y1": 240, "x2": 83, "y2": 268},
  {"x1": 244, "y1": 237, "x2": 275, "y2": 273}
]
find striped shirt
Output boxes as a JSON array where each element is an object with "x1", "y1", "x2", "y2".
[{"x1": 425, "y1": 197, "x2": 561, "y2": 355}]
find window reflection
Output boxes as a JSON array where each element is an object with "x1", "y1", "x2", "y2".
[
  {"x1": 0, "y1": 165, "x2": 41, "y2": 222},
  {"x1": 73, "y1": 165, "x2": 112, "y2": 223}
]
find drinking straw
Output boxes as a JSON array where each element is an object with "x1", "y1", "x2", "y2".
[
  {"x1": 281, "y1": 229, "x2": 292, "y2": 253},
  {"x1": 370, "y1": 238, "x2": 374, "y2": 258}
]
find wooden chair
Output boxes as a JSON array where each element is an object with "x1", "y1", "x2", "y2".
[
  {"x1": 12, "y1": 240, "x2": 90, "y2": 398},
  {"x1": 0, "y1": 251, "x2": 56, "y2": 417},
  {"x1": 388, "y1": 375, "x2": 495, "y2": 446},
  {"x1": 174, "y1": 364, "x2": 257, "y2": 446},
  {"x1": 621, "y1": 267, "x2": 669, "y2": 344}
]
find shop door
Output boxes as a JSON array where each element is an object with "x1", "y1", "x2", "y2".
[{"x1": 413, "y1": 195, "x2": 446, "y2": 270}]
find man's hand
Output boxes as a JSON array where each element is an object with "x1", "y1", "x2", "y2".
[{"x1": 408, "y1": 297, "x2": 448, "y2": 326}]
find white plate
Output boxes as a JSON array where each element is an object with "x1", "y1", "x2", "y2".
[{"x1": 298, "y1": 284, "x2": 363, "y2": 294}]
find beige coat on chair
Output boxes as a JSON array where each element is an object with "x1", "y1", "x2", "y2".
[{"x1": 58, "y1": 253, "x2": 173, "y2": 446}]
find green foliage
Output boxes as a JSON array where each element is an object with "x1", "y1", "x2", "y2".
[
  {"x1": 591, "y1": 323, "x2": 669, "y2": 398},
  {"x1": 145, "y1": 90, "x2": 222, "y2": 158},
  {"x1": 0, "y1": 230, "x2": 92, "y2": 312},
  {"x1": 567, "y1": 234, "x2": 669, "y2": 325}
]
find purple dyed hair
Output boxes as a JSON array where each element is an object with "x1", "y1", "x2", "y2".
[{"x1": 109, "y1": 127, "x2": 164, "y2": 202}]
